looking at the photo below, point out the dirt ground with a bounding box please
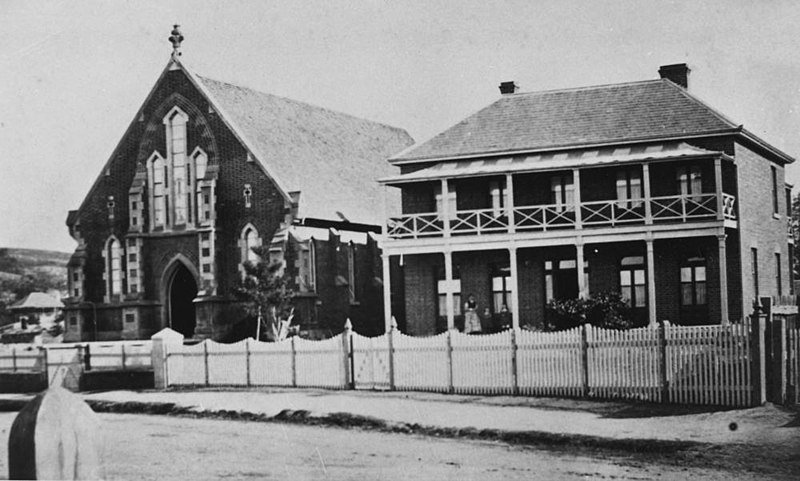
[0,412,794,480]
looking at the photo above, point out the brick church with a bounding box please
[63,27,413,342]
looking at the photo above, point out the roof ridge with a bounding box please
[504,78,663,97]
[195,74,410,135]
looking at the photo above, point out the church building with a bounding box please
[63,27,413,341]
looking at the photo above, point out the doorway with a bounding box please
[168,263,197,337]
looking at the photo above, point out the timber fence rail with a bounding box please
[159,318,763,407]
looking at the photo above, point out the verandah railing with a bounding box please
[387,193,736,238]
[159,320,757,407]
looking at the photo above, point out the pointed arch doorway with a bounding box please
[166,262,198,337]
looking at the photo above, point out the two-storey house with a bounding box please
[380,64,794,335]
[63,28,413,341]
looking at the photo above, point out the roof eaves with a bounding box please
[181,64,294,206]
[737,128,796,164]
[388,129,742,165]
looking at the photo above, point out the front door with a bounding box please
[168,264,197,337]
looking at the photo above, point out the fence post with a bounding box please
[343,319,354,389]
[388,316,397,391]
[510,328,519,395]
[581,324,590,398]
[659,321,669,403]
[773,316,787,405]
[751,310,767,406]
[447,329,454,394]
[291,336,297,387]
[245,338,251,387]
[11,346,16,373]
[42,347,49,386]
[203,341,209,387]
[121,343,127,371]
[82,344,90,372]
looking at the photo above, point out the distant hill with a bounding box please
[0,247,70,306]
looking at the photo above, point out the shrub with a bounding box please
[545,292,635,331]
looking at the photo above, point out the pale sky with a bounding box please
[2,0,800,253]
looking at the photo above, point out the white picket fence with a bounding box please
[159,320,756,407]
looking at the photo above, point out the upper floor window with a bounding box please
[772,166,779,215]
[677,165,702,197]
[105,237,122,297]
[620,256,645,308]
[680,257,706,306]
[550,174,574,212]
[489,180,506,217]
[149,153,167,228]
[616,169,642,209]
[434,183,457,216]
[166,108,189,225]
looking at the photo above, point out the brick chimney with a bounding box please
[499,81,519,95]
[658,63,690,89]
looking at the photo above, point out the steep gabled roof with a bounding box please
[391,79,791,164]
[194,75,413,225]
[73,57,413,228]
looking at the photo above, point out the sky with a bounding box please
[1,0,800,253]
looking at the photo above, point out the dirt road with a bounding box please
[0,412,790,480]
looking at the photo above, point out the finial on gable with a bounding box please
[169,25,184,57]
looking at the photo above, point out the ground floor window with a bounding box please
[435,266,461,317]
[545,259,583,301]
[620,256,645,307]
[491,265,513,313]
[776,252,782,297]
[680,257,707,306]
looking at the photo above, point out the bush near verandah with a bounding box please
[544,292,638,331]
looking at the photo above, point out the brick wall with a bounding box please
[734,141,790,315]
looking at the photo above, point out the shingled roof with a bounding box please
[391,79,745,163]
[195,75,414,225]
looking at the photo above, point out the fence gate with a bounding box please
[350,333,390,390]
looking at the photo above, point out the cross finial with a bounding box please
[169,25,184,57]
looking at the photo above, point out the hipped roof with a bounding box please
[9,293,63,311]
[391,79,793,164]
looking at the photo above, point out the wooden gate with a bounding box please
[350,332,390,390]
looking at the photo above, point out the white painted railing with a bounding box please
[581,199,646,226]
[651,193,717,222]
[85,341,152,371]
[387,213,443,238]
[0,345,45,373]
[451,208,509,235]
[514,203,576,231]
[387,193,736,238]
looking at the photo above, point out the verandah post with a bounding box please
[659,321,669,403]
[581,324,590,397]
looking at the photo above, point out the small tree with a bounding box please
[233,246,295,342]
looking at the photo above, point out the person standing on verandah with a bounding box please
[463,294,482,334]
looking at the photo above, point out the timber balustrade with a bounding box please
[387,193,737,238]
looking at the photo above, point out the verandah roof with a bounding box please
[379,142,725,185]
